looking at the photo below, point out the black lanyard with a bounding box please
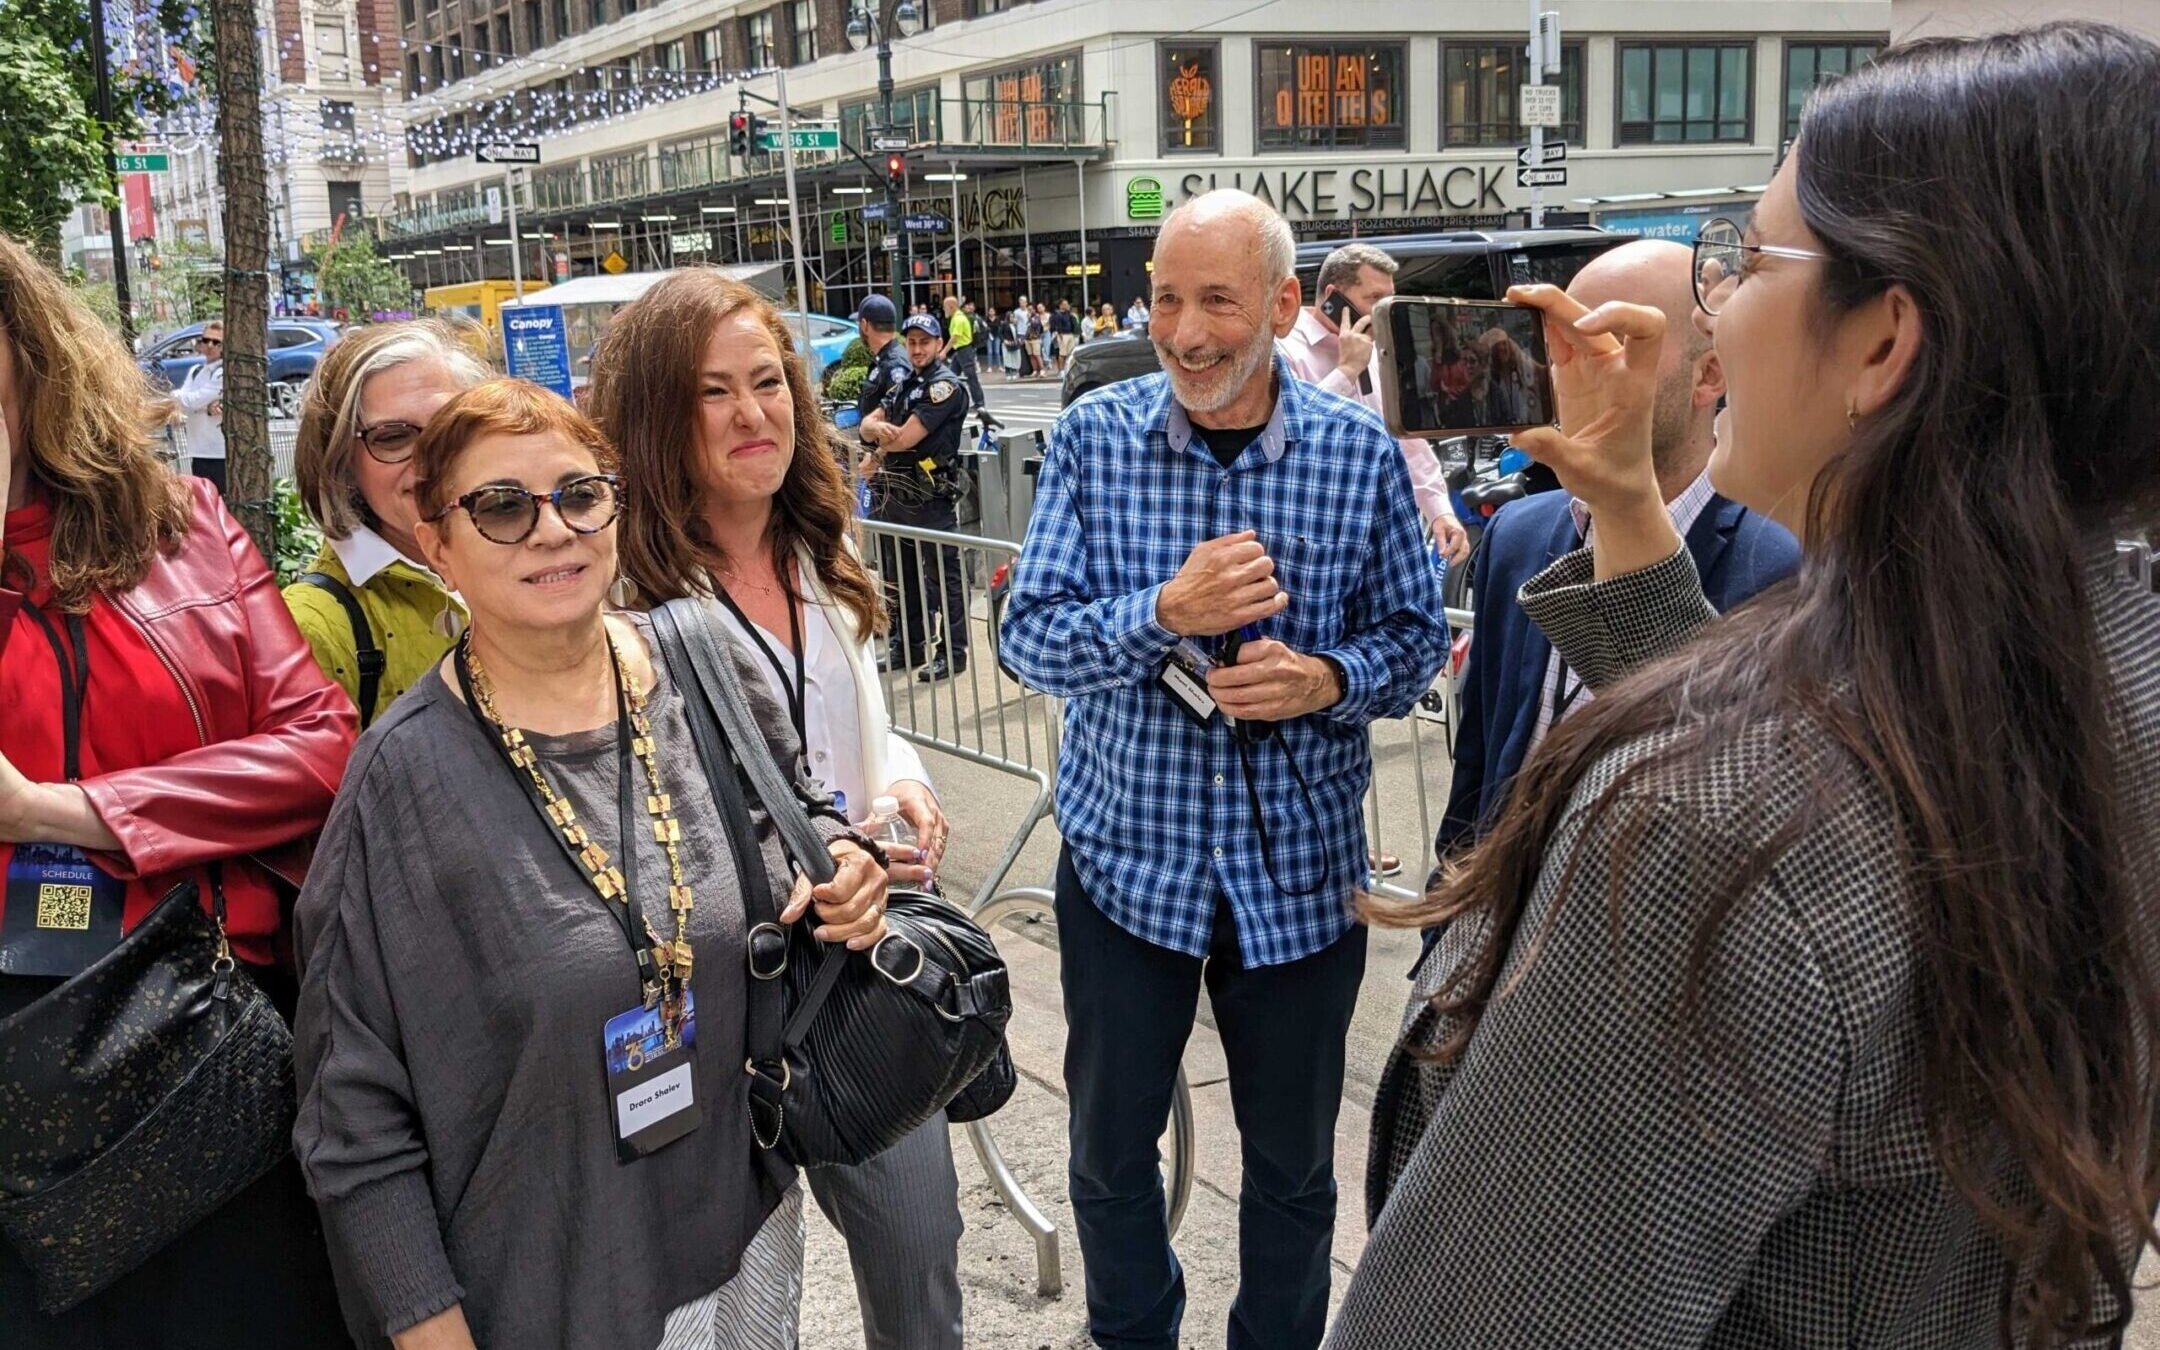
[710,574,808,762]
[453,637,658,992]
[24,606,90,782]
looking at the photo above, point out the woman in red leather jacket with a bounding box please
[0,237,357,1345]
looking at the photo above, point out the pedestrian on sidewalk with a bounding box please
[592,270,969,1350]
[1336,22,2160,1349]
[943,295,988,410]
[293,379,891,1350]
[172,320,226,493]
[1000,189,1448,1350]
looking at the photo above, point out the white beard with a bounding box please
[1157,324,1276,415]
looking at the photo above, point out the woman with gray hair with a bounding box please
[284,320,490,727]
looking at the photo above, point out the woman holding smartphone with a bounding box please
[588,270,967,1350]
[1337,22,2160,1349]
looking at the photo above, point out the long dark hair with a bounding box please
[1373,23,2160,1346]
[589,269,885,640]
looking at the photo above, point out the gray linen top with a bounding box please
[1334,538,2159,1348]
[293,618,852,1350]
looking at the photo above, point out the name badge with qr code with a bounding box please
[2,843,127,977]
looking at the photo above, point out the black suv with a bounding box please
[1059,227,1625,406]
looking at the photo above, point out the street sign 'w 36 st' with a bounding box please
[760,129,840,151]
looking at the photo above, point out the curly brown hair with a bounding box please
[0,234,188,611]
[587,268,884,641]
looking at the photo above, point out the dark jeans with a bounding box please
[874,492,969,666]
[190,457,226,495]
[951,349,988,410]
[1056,848,1368,1350]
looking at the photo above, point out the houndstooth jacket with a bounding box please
[1331,538,2159,1349]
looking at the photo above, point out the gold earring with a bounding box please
[1846,400,1859,432]
[606,574,639,609]
[432,604,465,640]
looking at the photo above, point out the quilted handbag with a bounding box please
[652,599,1013,1168]
[0,875,295,1313]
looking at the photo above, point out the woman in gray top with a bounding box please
[293,380,892,1350]
[1339,24,2159,1350]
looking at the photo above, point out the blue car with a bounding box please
[139,318,342,419]
[776,312,858,384]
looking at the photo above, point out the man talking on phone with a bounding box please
[1000,190,1447,1350]
[1281,244,1470,565]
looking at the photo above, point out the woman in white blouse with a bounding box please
[589,269,963,1350]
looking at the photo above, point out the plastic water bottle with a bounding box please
[868,794,917,853]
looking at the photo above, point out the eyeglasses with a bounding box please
[430,474,623,545]
[1691,217,1833,317]
[356,419,426,465]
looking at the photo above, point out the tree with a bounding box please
[0,31,107,247]
[0,0,209,251]
[210,0,272,557]
[314,233,418,320]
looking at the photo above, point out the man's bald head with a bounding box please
[1156,189,1296,288]
[1566,239,1708,365]
[1564,238,1721,492]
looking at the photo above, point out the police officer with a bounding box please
[853,295,911,422]
[861,312,972,682]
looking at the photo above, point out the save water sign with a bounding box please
[505,305,573,401]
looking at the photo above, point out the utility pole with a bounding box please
[210,0,275,558]
[505,170,524,297]
[877,28,903,313]
[86,0,135,346]
[776,68,811,354]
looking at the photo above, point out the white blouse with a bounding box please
[702,551,929,826]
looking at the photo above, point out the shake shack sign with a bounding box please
[1160,164,1509,221]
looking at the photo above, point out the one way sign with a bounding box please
[1516,140,1567,167]
[475,142,542,165]
[1516,166,1568,188]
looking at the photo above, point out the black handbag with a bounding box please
[0,873,295,1313]
[651,599,1013,1169]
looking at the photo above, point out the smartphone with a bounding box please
[1371,296,1557,440]
[1319,288,1362,330]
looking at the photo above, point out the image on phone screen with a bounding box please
[1379,300,1555,438]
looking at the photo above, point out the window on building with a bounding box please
[591,148,649,200]
[1255,42,1405,151]
[788,0,816,65]
[1619,41,1752,144]
[962,50,1082,146]
[327,180,364,224]
[1783,40,1878,141]
[405,52,422,90]
[400,0,415,27]
[743,11,776,69]
[1442,40,1583,146]
[698,28,723,72]
[552,0,570,39]
[494,15,512,62]
[464,27,484,72]
[520,0,540,51]
[1158,42,1219,154]
[320,99,356,131]
[842,85,939,147]
[965,0,1021,14]
[589,0,606,30]
[317,21,350,80]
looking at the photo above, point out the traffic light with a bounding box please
[885,152,906,192]
[729,112,752,158]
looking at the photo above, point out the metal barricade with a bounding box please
[866,515,1475,1295]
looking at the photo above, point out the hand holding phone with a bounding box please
[1333,314,1376,385]
[1155,530,1289,638]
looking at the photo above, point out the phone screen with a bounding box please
[1376,299,1555,438]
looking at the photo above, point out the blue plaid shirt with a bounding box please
[1001,360,1449,966]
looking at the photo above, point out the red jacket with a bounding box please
[0,478,357,959]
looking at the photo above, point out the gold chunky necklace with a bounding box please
[465,633,697,1041]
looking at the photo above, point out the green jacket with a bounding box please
[282,532,462,727]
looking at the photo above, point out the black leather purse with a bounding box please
[652,599,1013,1169]
[0,874,295,1313]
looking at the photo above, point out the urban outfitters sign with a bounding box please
[1165,164,1508,221]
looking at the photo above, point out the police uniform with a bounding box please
[855,335,912,422]
[871,342,973,674]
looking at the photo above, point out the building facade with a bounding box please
[147,0,411,312]
[375,0,1890,313]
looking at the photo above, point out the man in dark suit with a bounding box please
[1434,240,1801,872]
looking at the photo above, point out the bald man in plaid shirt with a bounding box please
[1000,191,1447,1350]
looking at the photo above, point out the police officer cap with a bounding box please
[855,295,899,327]
[902,313,944,341]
